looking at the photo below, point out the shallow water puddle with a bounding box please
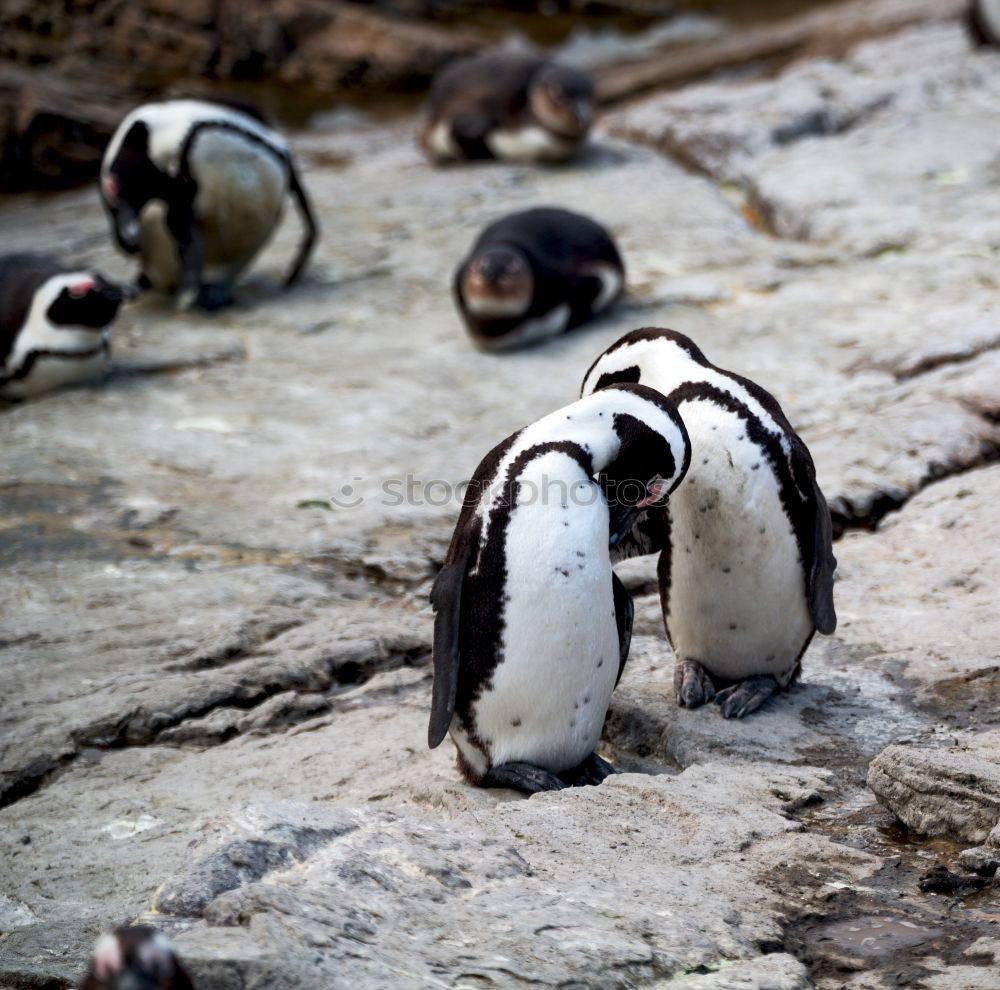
[813,915,943,957]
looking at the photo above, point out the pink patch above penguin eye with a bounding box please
[69,280,95,298]
[102,173,119,203]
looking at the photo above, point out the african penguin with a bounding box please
[420,52,594,165]
[454,207,624,351]
[0,253,132,400]
[968,0,1000,45]
[78,925,194,990]
[581,328,837,719]
[429,383,690,793]
[100,99,318,311]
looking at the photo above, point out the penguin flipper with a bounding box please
[284,157,319,288]
[611,571,633,688]
[428,549,470,748]
[807,479,838,635]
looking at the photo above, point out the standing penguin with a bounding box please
[79,926,194,990]
[420,52,594,165]
[968,0,1000,45]
[100,99,318,311]
[0,254,132,400]
[454,207,624,351]
[581,328,837,718]
[429,383,690,792]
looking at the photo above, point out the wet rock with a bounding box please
[917,864,992,896]
[0,64,127,190]
[868,739,1000,843]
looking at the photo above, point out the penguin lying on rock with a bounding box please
[0,253,132,400]
[429,383,690,793]
[421,52,594,165]
[79,925,194,990]
[454,207,624,351]
[582,328,837,719]
[100,99,318,311]
[969,0,1000,45]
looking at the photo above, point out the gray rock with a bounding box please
[666,954,813,990]
[868,738,1000,842]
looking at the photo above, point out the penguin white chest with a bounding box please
[486,126,576,163]
[665,403,811,683]
[470,457,620,774]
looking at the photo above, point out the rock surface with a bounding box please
[3,11,1000,990]
[869,739,1000,843]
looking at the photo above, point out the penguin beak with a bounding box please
[635,475,671,510]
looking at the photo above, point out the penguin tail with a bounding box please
[284,157,319,288]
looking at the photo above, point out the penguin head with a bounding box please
[584,384,691,539]
[80,926,193,990]
[101,121,166,255]
[458,246,534,318]
[45,272,135,328]
[530,63,594,139]
[581,328,710,398]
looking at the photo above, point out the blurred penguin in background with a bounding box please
[421,52,594,165]
[100,99,318,312]
[79,926,194,990]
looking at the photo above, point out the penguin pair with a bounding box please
[79,926,193,990]
[429,328,837,792]
[0,254,132,400]
[429,384,691,793]
[421,52,594,166]
[454,207,624,351]
[100,98,318,311]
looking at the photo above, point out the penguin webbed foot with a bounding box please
[674,659,716,709]
[715,675,779,719]
[561,752,620,788]
[195,283,235,312]
[481,762,566,794]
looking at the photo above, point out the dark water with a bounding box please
[195,0,845,129]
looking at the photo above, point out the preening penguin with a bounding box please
[454,207,624,351]
[78,926,194,990]
[0,253,132,400]
[582,328,837,719]
[100,99,318,311]
[968,0,1000,45]
[421,52,594,165]
[429,384,690,793]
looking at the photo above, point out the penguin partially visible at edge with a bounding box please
[0,253,132,400]
[100,99,318,312]
[968,0,1000,45]
[581,328,837,719]
[429,383,690,793]
[454,207,624,352]
[78,925,194,990]
[421,52,594,165]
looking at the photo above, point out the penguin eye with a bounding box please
[102,174,119,204]
[69,280,95,299]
